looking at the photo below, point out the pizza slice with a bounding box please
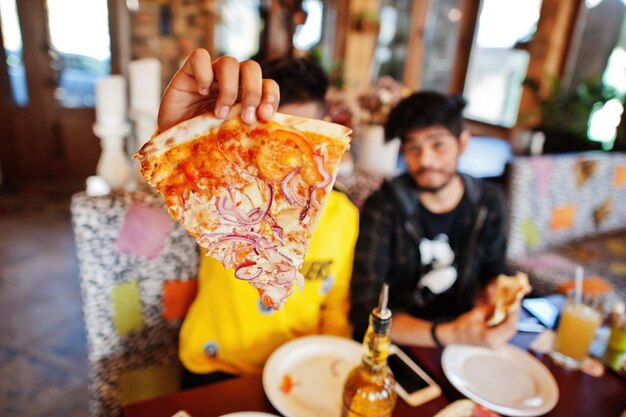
[134,105,352,310]
[486,272,532,326]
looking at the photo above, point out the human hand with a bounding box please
[446,304,518,349]
[157,48,280,132]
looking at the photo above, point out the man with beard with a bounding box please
[350,92,517,348]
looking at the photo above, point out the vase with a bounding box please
[354,124,400,176]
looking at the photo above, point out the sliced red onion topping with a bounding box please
[313,154,332,189]
[204,233,257,250]
[234,262,263,280]
[281,168,301,206]
[272,225,284,242]
[275,264,296,284]
[216,182,273,226]
[299,186,313,221]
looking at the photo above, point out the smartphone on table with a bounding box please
[388,345,442,407]
[521,297,561,329]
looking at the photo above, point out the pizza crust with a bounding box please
[135,105,351,164]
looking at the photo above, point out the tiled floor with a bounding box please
[0,193,89,416]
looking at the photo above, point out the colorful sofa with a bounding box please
[71,190,199,417]
[506,151,626,301]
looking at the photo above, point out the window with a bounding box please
[372,0,412,82]
[421,0,462,92]
[216,0,261,61]
[462,0,542,127]
[293,0,323,51]
[45,0,112,108]
[565,0,626,88]
[0,0,28,106]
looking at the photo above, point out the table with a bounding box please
[408,332,626,417]
[123,332,626,417]
[123,373,449,417]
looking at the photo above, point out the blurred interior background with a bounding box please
[0,0,626,193]
[1,1,626,417]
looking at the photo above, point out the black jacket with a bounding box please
[349,173,510,341]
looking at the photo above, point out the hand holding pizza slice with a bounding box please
[134,106,351,310]
[486,272,532,327]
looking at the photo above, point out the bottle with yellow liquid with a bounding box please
[342,284,397,417]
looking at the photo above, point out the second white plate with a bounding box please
[262,335,362,417]
[442,344,559,417]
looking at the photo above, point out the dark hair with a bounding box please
[384,91,467,142]
[260,56,328,106]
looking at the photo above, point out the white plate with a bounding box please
[219,413,280,417]
[442,344,559,417]
[262,335,362,417]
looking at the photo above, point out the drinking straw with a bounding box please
[574,265,583,304]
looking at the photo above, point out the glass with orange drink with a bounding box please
[550,296,603,370]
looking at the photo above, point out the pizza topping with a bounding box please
[313,154,332,189]
[299,186,313,221]
[135,107,351,310]
[234,261,263,281]
[182,160,199,182]
[276,207,301,229]
[274,263,296,285]
[281,168,303,206]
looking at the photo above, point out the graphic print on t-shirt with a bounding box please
[418,234,457,301]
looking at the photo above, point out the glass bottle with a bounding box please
[342,284,397,417]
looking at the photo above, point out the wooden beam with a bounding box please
[266,0,294,59]
[14,0,56,178]
[448,0,479,93]
[516,0,581,127]
[333,0,349,64]
[108,0,130,78]
[343,0,381,92]
[402,0,430,91]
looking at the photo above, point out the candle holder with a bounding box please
[128,109,158,189]
[93,122,132,191]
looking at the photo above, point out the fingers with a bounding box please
[180,48,214,94]
[486,309,519,348]
[240,60,262,123]
[212,56,240,119]
[162,51,279,128]
[239,60,280,123]
[259,79,280,121]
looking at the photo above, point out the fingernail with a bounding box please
[217,106,230,119]
[199,87,209,96]
[260,103,273,120]
[244,106,257,124]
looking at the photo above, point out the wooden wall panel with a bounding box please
[516,0,581,127]
[403,0,430,91]
[448,0,479,93]
[343,0,381,92]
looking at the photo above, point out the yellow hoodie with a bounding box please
[179,190,359,375]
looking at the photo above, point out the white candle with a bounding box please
[95,75,127,128]
[128,58,161,115]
